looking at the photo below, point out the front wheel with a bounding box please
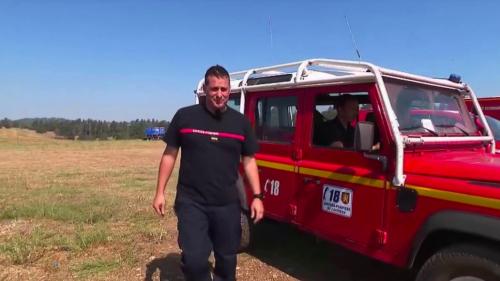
[416,244,500,281]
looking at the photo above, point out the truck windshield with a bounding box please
[384,78,478,136]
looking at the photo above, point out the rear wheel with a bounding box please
[416,244,500,281]
[238,211,251,253]
[236,173,252,253]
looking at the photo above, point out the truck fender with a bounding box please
[408,211,500,267]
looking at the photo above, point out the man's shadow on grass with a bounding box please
[145,253,184,281]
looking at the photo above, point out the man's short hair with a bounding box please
[337,94,358,109]
[204,65,230,86]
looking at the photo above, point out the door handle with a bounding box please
[303,177,320,185]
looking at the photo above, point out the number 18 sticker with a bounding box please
[322,185,353,218]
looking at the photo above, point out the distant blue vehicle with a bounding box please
[144,127,165,140]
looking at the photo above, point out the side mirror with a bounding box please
[354,121,374,151]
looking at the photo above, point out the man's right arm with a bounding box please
[152,146,178,217]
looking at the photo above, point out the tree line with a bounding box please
[0,117,169,140]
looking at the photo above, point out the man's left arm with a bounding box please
[242,155,264,223]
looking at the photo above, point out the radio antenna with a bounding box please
[268,16,274,50]
[345,15,361,62]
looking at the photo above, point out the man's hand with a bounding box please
[250,198,264,223]
[331,141,344,148]
[152,193,166,217]
[242,156,264,223]
[152,147,178,218]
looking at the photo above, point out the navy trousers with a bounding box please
[175,196,241,281]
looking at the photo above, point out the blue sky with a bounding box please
[1,0,499,121]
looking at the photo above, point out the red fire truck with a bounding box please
[466,96,500,152]
[196,59,500,281]
[466,96,500,120]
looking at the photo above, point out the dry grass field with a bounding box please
[0,128,410,281]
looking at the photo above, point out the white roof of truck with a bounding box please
[195,58,465,95]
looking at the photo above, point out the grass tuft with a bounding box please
[72,258,120,278]
[0,197,118,224]
[0,227,49,264]
[74,224,110,251]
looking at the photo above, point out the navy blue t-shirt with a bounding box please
[164,104,258,205]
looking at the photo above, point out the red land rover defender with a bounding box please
[196,59,500,281]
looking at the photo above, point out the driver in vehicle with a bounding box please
[327,94,359,149]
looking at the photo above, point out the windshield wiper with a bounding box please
[401,126,439,136]
[435,124,470,136]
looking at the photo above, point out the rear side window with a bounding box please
[255,96,297,143]
[227,93,241,112]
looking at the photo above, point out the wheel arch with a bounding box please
[409,211,500,268]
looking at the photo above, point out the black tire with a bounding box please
[238,210,251,253]
[416,244,500,281]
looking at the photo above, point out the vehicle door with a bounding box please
[295,84,389,247]
[246,89,303,221]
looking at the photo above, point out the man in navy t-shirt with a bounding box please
[152,65,264,281]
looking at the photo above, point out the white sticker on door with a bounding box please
[322,185,353,218]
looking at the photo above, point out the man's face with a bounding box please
[339,99,359,123]
[204,75,230,111]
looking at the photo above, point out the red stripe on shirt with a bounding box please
[180,128,245,141]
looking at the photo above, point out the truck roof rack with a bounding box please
[195,58,465,95]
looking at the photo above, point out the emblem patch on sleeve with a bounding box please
[322,185,353,218]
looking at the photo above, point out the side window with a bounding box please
[227,93,241,112]
[312,92,377,150]
[255,96,297,143]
